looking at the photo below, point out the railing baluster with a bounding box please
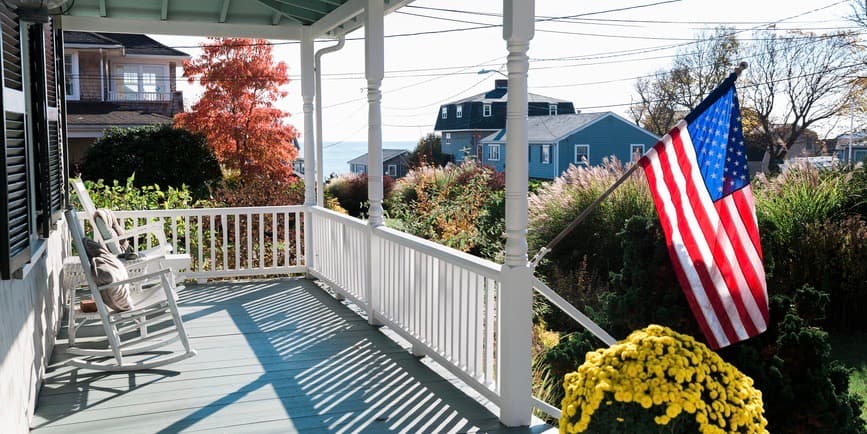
[246,213,253,270]
[295,211,302,266]
[283,212,290,269]
[132,218,140,251]
[197,215,203,273]
[171,215,178,252]
[486,279,497,386]
[234,213,240,270]
[210,215,216,271]
[272,212,278,269]
[222,215,228,271]
[184,215,190,256]
[258,213,264,270]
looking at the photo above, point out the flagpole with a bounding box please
[529,62,748,268]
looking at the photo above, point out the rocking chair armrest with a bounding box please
[103,223,172,253]
[97,268,173,290]
[104,222,165,242]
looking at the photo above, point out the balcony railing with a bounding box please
[81,204,609,421]
[107,90,173,102]
[77,206,306,280]
[309,206,501,404]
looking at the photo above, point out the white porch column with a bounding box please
[499,0,534,427]
[301,27,316,269]
[364,0,385,327]
[365,0,384,227]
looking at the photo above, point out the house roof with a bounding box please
[63,32,189,57]
[347,149,409,165]
[481,113,610,143]
[66,102,173,127]
[451,88,568,105]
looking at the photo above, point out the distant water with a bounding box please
[319,141,416,178]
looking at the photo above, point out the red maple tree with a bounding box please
[175,38,299,181]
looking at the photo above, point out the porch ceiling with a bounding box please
[58,0,413,39]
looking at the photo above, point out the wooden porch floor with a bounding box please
[32,279,552,433]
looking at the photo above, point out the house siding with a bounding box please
[529,143,559,179]
[0,222,67,433]
[77,50,102,101]
[481,143,506,172]
[442,130,492,162]
[556,115,658,170]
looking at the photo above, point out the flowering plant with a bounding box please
[560,325,768,434]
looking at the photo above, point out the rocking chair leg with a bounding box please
[161,274,192,353]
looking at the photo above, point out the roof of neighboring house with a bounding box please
[348,149,410,165]
[66,102,173,127]
[451,89,569,105]
[63,31,189,57]
[481,113,611,143]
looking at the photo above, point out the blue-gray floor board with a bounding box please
[32,278,551,433]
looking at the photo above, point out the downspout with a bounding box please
[314,35,345,207]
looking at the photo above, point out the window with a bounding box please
[855,150,867,163]
[488,144,501,161]
[387,164,397,177]
[64,52,79,100]
[441,107,447,119]
[456,104,463,118]
[549,104,557,115]
[541,144,551,164]
[483,104,492,117]
[111,64,170,101]
[444,132,451,139]
[630,144,645,162]
[574,145,590,166]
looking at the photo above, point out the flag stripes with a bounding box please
[640,120,768,349]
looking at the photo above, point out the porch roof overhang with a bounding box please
[57,0,413,39]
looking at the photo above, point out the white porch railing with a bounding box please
[93,204,605,421]
[107,90,173,102]
[309,206,502,405]
[106,206,306,279]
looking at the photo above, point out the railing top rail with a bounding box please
[310,206,369,230]
[375,225,502,280]
[112,205,305,217]
[532,276,617,346]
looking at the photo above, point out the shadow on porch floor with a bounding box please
[32,278,553,433]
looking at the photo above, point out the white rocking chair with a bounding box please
[64,208,197,371]
[69,178,191,275]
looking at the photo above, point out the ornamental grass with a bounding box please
[560,325,768,434]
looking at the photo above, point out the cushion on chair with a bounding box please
[93,208,129,254]
[84,239,134,312]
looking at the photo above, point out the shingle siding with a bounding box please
[556,115,658,170]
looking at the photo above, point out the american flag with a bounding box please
[638,74,768,349]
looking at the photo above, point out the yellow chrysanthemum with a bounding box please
[558,325,768,434]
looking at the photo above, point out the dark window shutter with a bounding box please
[44,21,56,108]
[28,22,52,238]
[0,7,30,279]
[1,7,20,91]
[1,111,30,279]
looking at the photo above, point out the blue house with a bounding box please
[348,149,411,178]
[434,79,575,163]
[479,112,659,179]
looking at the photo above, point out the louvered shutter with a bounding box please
[0,6,30,279]
[34,18,64,236]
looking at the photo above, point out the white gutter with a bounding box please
[314,35,345,206]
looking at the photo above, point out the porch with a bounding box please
[35,278,542,433]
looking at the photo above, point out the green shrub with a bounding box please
[75,175,197,211]
[386,161,504,259]
[325,173,394,218]
[80,125,221,196]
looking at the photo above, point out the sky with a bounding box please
[150,0,856,143]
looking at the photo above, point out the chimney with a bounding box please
[495,79,508,89]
